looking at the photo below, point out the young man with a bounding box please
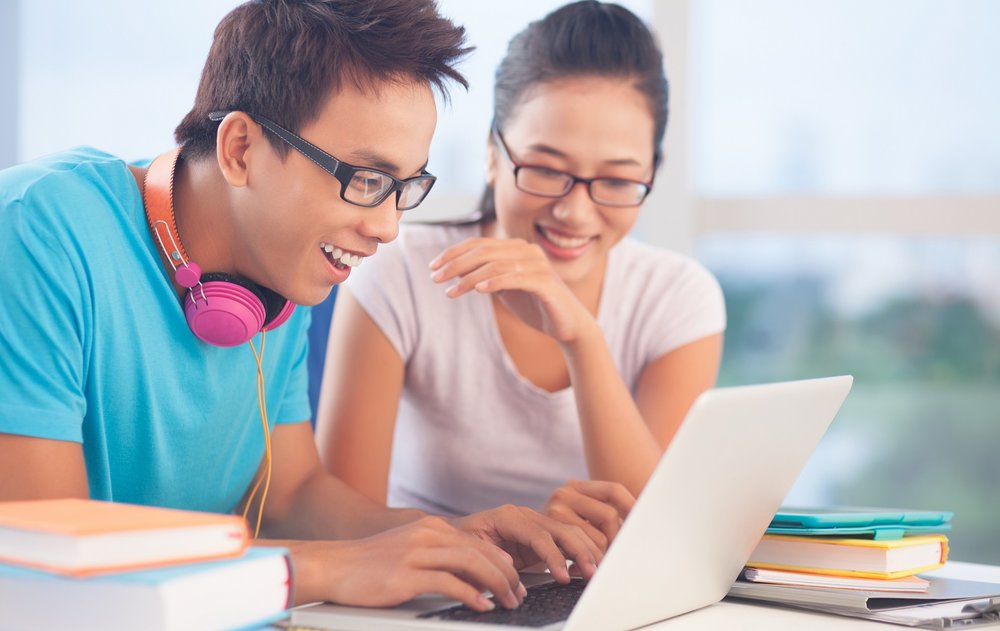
[0,0,622,611]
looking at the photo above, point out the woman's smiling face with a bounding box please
[486,76,657,289]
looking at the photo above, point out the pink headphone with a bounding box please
[142,148,295,347]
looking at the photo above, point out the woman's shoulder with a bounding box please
[607,239,727,346]
[396,221,479,255]
[612,238,717,284]
[353,221,478,283]
[607,238,723,317]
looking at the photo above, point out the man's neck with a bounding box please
[129,152,242,298]
[171,156,238,278]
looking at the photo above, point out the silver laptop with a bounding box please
[291,375,854,631]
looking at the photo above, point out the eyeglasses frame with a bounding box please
[490,125,654,207]
[207,110,437,211]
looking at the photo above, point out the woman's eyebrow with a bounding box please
[524,142,643,167]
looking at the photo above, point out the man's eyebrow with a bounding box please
[346,150,429,178]
[524,143,643,167]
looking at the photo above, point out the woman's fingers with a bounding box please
[452,505,603,583]
[546,481,636,547]
[563,480,635,519]
[431,238,546,285]
[546,502,609,550]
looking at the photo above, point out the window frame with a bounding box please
[645,1,1000,254]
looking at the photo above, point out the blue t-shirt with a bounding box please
[0,147,312,513]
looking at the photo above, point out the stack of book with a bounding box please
[742,506,953,593]
[0,498,293,630]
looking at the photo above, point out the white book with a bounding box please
[0,546,292,631]
[743,567,930,592]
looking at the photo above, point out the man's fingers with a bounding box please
[407,546,520,609]
[417,570,498,612]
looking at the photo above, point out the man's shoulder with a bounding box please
[0,147,143,241]
[0,147,131,206]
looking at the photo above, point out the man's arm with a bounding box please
[257,421,422,540]
[0,433,89,500]
[260,421,604,607]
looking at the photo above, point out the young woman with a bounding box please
[316,1,725,526]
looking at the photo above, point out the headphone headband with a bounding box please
[141,149,294,346]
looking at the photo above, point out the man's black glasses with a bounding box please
[208,111,436,211]
[491,125,652,207]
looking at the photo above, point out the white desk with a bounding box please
[280,562,1000,630]
[641,562,1000,630]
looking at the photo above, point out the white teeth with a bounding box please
[336,252,360,268]
[541,227,591,249]
[321,243,364,268]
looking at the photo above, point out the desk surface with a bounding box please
[642,561,1000,630]
[279,562,1000,630]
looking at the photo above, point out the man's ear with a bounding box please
[214,112,257,187]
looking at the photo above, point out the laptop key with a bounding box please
[418,579,586,627]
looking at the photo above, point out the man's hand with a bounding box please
[290,516,525,611]
[544,480,635,551]
[450,504,604,584]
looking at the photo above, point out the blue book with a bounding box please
[767,506,953,540]
[0,546,292,631]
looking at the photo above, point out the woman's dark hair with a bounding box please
[175,0,471,161]
[477,1,668,220]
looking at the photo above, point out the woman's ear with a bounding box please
[485,133,498,188]
[214,112,256,188]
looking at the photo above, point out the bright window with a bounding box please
[689,0,1000,564]
[692,0,1000,196]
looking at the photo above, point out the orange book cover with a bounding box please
[0,498,249,576]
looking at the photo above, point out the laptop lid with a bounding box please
[291,375,854,631]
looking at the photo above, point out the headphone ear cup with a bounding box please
[263,300,295,331]
[184,273,268,347]
[257,284,296,332]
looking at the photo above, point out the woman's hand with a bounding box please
[543,480,635,551]
[450,504,603,583]
[429,237,594,344]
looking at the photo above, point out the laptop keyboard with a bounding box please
[417,579,586,627]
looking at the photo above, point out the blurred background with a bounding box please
[2,0,997,563]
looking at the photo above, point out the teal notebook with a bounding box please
[0,546,292,631]
[768,506,953,540]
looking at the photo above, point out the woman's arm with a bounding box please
[563,329,723,494]
[314,288,405,504]
[430,236,723,496]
